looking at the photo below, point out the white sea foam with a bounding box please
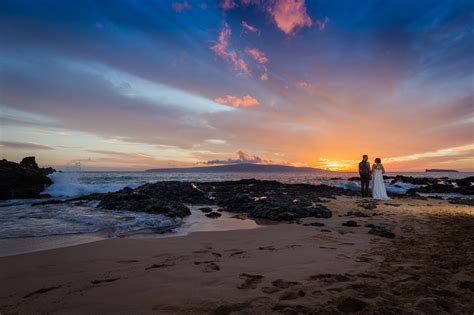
[44,172,133,198]
[338,179,418,194]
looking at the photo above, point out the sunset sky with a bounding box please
[1,0,473,171]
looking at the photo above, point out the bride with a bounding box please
[371,158,390,200]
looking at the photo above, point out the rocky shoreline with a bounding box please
[2,157,473,218]
[50,179,356,221]
[0,157,55,200]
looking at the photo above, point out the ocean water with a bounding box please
[0,170,472,256]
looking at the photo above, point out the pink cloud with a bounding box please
[221,0,237,10]
[211,24,251,75]
[171,1,191,12]
[315,17,329,32]
[245,48,268,64]
[214,95,260,108]
[260,69,268,81]
[241,21,259,34]
[268,0,312,35]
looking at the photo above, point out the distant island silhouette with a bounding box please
[145,163,328,173]
[425,169,459,173]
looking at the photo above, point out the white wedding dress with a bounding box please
[371,163,390,200]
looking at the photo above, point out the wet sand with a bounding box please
[0,196,473,314]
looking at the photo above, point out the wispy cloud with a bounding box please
[385,144,474,163]
[206,139,228,145]
[211,23,251,75]
[315,17,329,32]
[268,0,312,35]
[214,95,259,107]
[241,21,260,35]
[245,48,268,64]
[0,141,54,150]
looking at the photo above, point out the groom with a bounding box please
[359,154,371,197]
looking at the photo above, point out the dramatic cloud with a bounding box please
[245,48,268,64]
[201,150,267,164]
[0,141,54,150]
[171,1,191,12]
[1,1,472,171]
[214,95,259,107]
[211,23,251,75]
[268,0,312,35]
[241,21,259,34]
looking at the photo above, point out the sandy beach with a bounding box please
[1,196,472,314]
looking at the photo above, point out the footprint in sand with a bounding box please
[272,304,311,314]
[91,277,120,285]
[238,273,264,289]
[193,250,211,254]
[193,260,216,265]
[229,250,247,257]
[204,262,220,272]
[356,256,374,263]
[145,263,173,270]
[272,279,301,289]
[117,259,140,264]
[308,274,351,283]
[261,286,281,294]
[284,244,302,249]
[23,286,62,299]
[258,246,275,251]
[279,290,306,300]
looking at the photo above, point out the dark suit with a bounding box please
[359,160,371,196]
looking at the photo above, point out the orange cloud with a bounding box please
[268,0,312,35]
[211,23,251,75]
[214,95,260,108]
[245,48,268,64]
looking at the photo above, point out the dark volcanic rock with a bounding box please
[448,197,474,206]
[357,201,378,210]
[366,224,395,238]
[453,185,474,195]
[97,187,191,218]
[408,183,454,194]
[337,297,367,313]
[390,175,437,186]
[0,157,56,200]
[248,196,332,221]
[303,222,325,227]
[455,176,474,187]
[209,179,351,221]
[72,178,355,222]
[199,207,213,213]
[342,220,359,227]
[205,212,222,219]
[345,211,371,217]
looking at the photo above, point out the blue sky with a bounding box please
[1,0,473,170]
